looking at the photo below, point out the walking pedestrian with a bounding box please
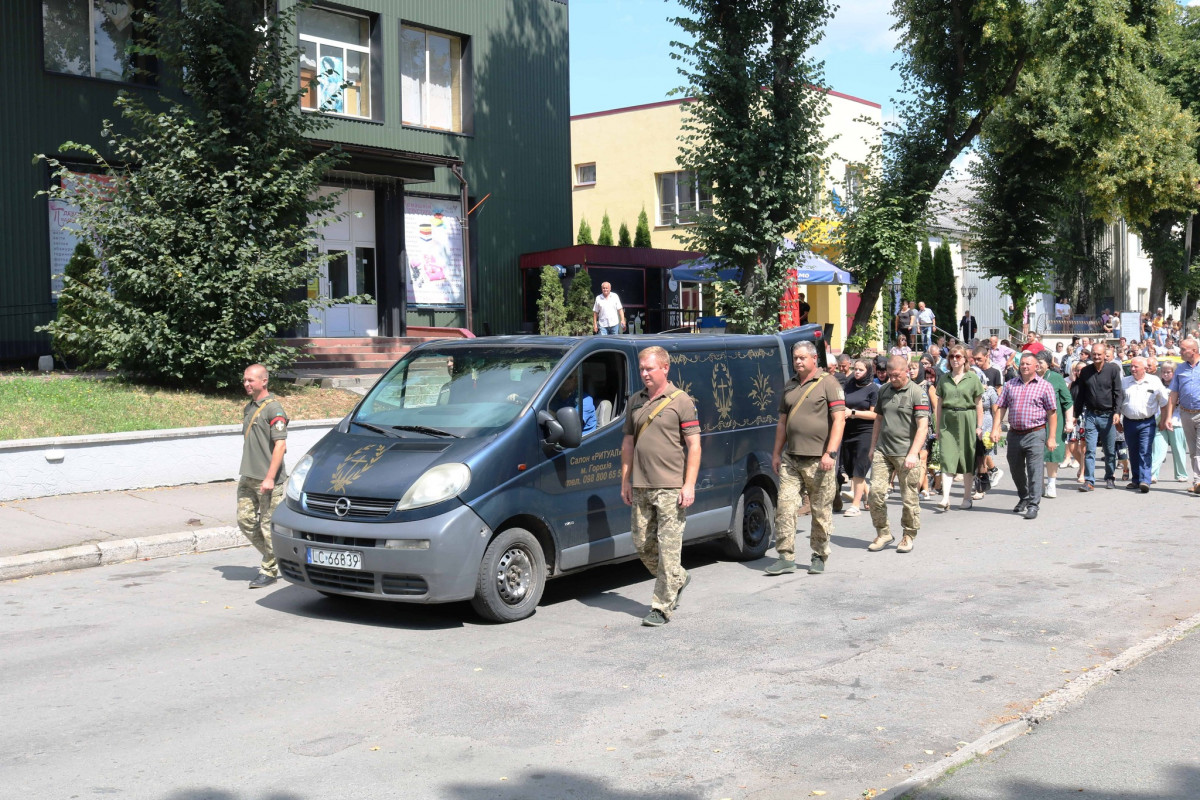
[621,346,701,627]
[1120,356,1168,493]
[237,364,289,589]
[866,355,931,553]
[992,352,1058,520]
[1161,338,1200,495]
[1152,361,1190,484]
[917,302,936,352]
[592,282,625,335]
[934,345,984,510]
[960,311,978,344]
[839,358,878,517]
[1035,351,1072,499]
[766,342,846,575]
[1075,343,1124,491]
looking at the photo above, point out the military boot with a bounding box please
[896,533,915,553]
[867,532,893,552]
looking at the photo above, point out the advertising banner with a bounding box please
[405,197,464,306]
[47,197,80,300]
[318,53,344,113]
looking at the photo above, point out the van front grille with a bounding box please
[306,565,376,592]
[381,574,428,596]
[304,492,396,519]
[300,532,380,548]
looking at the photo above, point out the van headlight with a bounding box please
[286,454,314,502]
[396,463,471,511]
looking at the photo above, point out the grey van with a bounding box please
[270,325,828,622]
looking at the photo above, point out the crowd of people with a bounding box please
[765,330,1200,571]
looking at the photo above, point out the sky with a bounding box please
[568,0,904,119]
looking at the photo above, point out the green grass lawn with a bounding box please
[0,374,361,441]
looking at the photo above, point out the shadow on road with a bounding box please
[443,769,705,800]
[161,792,303,800]
[211,565,259,582]
[253,584,469,630]
[910,764,1200,800]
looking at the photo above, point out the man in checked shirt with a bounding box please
[992,351,1058,520]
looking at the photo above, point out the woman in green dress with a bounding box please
[935,344,985,510]
[1035,350,1073,498]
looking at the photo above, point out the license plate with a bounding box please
[306,547,362,570]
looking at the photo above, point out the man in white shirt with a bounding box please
[592,282,625,335]
[1120,356,1169,493]
[916,301,935,351]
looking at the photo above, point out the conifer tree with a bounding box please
[565,267,595,335]
[576,217,594,245]
[634,207,653,248]
[597,212,614,246]
[933,243,957,325]
[537,265,568,335]
[617,222,632,247]
[915,240,936,314]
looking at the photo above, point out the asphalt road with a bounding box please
[4,480,1200,800]
[907,626,1200,800]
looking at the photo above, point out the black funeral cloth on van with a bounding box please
[778,373,845,458]
[622,382,699,488]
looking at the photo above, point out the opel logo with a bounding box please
[334,497,352,518]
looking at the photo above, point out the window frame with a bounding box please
[656,170,712,227]
[575,163,597,186]
[543,351,627,439]
[400,22,471,134]
[298,6,376,121]
[42,0,152,84]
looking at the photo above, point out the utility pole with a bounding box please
[1185,212,1194,333]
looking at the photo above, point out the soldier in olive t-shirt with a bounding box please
[866,356,931,554]
[238,364,289,588]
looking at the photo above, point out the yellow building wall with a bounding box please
[571,91,881,352]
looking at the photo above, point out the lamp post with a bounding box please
[960,285,977,340]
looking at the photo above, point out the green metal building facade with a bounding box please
[0,0,571,362]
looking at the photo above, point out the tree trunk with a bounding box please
[850,272,888,336]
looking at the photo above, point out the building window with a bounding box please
[844,164,865,207]
[298,6,373,119]
[43,0,146,82]
[576,163,596,186]
[402,25,466,132]
[657,171,712,226]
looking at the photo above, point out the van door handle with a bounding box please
[698,478,712,490]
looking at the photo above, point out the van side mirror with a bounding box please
[555,407,583,449]
[537,410,563,445]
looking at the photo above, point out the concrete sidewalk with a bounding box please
[906,625,1200,799]
[0,481,246,580]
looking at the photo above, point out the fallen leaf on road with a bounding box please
[500,777,508,781]
[903,764,913,770]
[852,616,866,620]
[924,750,934,755]
[876,727,885,731]
[370,746,380,751]
[819,714,828,719]
[200,601,208,604]
[658,674,666,678]
[810,791,826,796]
[606,747,616,751]
[224,605,232,609]
[713,749,721,753]
[474,667,483,672]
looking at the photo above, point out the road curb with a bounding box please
[878,608,1200,800]
[0,526,247,581]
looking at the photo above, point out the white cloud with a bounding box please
[816,0,899,55]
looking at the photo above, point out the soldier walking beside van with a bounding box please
[621,346,701,627]
[238,364,289,589]
[866,355,931,553]
[766,341,846,575]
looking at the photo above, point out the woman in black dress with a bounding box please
[839,358,879,516]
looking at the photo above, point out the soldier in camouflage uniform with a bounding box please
[866,355,931,553]
[238,363,289,588]
[767,341,846,575]
[621,346,702,627]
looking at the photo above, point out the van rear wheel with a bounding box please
[470,527,546,623]
[721,485,774,561]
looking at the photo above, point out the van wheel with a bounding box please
[470,528,546,623]
[722,485,774,561]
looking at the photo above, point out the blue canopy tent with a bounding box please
[668,251,852,285]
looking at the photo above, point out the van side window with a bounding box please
[546,352,627,436]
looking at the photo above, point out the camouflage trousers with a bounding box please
[775,454,835,560]
[631,488,689,618]
[867,451,921,539]
[237,476,285,576]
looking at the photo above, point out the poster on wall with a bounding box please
[47,197,81,300]
[405,196,465,306]
[318,54,344,113]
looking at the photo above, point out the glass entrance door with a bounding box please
[309,244,377,337]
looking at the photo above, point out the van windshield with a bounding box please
[353,346,565,437]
